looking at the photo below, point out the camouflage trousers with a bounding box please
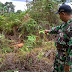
[53,48,72,72]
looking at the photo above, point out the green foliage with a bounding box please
[4,2,15,13]
[0,15,6,31]
[39,30,45,34]
[3,70,14,72]
[0,33,6,44]
[0,0,63,71]
[61,0,66,2]
[3,69,18,72]
[37,50,44,59]
[2,47,13,53]
[19,18,38,37]
[0,0,62,54]
[27,35,37,47]
[16,10,22,14]
[29,0,58,20]
[0,34,13,53]
[20,44,31,53]
[0,2,15,15]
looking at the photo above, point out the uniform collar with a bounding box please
[67,18,72,24]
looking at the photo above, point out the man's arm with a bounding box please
[45,25,62,34]
[49,25,61,34]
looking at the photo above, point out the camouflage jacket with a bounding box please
[49,18,72,50]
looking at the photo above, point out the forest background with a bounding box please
[0,0,69,72]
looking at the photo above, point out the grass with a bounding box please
[0,39,56,72]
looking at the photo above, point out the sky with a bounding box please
[0,0,33,12]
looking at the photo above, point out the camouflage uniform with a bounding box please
[49,18,72,72]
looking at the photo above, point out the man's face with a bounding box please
[59,12,65,21]
[59,12,71,22]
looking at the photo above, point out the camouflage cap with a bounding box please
[56,4,72,14]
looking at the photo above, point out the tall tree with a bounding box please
[26,0,28,9]
[61,0,66,4]
[4,2,15,13]
[0,2,4,14]
[29,0,59,24]
[61,0,66,2]
[25,0,62,32]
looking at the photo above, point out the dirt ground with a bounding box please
[0,48,56,72]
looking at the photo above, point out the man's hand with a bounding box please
[45,30,50,34]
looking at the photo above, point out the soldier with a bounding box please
[45,4,72,72]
